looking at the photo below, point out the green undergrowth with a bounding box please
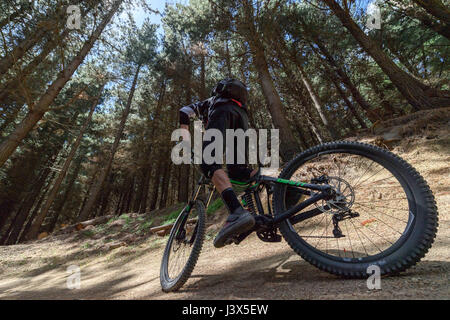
[206,198,223,215]
[161,198,224,225]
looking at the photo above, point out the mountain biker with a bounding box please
[178,78,257,248]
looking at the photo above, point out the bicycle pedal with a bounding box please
[224,238,235,245]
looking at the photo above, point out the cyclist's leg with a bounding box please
[200,106,232,191]
[200,104,255,247]
[201,105,241,209]
[226,105,257,182]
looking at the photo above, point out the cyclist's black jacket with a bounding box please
[179,96,247,126]
[179,96,252,180]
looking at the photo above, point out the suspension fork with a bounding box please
[190,184,215,244]
[206,185,216,207]
[181,176,215,242]
[177,177,206,239]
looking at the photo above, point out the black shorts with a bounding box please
[200,102,253,180]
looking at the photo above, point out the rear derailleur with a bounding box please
[332,210,360,238]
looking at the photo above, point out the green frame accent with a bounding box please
[276,178,306,187]
[229,179,250,185]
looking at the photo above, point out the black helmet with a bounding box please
[212,78,248,105]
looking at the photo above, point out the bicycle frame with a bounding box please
[185,173,334,228]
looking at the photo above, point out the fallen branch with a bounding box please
[150,218,198,234]
[53,215,113,235]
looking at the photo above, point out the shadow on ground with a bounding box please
[1,240,449,299]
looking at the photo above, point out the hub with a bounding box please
[313,176,355,214]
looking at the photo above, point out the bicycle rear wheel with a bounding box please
[160,200,205,292]
[273,141,438,278]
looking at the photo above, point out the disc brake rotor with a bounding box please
[314,176,355,214]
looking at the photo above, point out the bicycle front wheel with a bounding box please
[273,141,438,278]
[160,200,205,292]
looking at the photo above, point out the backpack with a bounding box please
[213,78,248,105]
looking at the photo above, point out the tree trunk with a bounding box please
[78,63,140,222]
[159,160,172,209]
[225,38,232,77]
[0,2,32,29]
[0,26,52,76]
[323,64,368,127]
[301,29,379,122]
[0,104,24,133]
[27,92,101,239]
[413,0,450,24]
[138,164,152,213]
[4,159,56,244]
[150,156,164,210]
[0,205,22,245]
[366,76,396,117]
[276,38,338,139]
[0,29,70,104]
[178,61,192,203]
[384,37,421,78]
[45,156,83,234]
[125,175,135,213]
[321,0,450,109]
[18,169,55,242]
[409,0,450,39]
[200,53,207,100]
[97,172,114,217]
[138,79,167,213]
[240,0,300,160]
[271,48,325,143]
[77,168,96,218]
[0,0,123,168]
[0,0,79,76]
[307,125,320,145]
[296,63,339,140]
[132,164,146,213]
[115,190,125,216]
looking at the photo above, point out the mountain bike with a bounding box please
[160,141,438,292]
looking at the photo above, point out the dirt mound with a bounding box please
[354,107,450,149]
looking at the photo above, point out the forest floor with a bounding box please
[0,109,449,300]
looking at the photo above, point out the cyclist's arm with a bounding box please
[179,98,213,126]
[179,100,208,141]
[180,101,202,124]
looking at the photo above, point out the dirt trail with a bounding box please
[1,122,449,300]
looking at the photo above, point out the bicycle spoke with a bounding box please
[287,149,411,261]
[356,197,408,204]
[344,219,355,258]
[352,165,390,190]
[354,202,408,224]
[354,216,395,245]
[348,217,369,257]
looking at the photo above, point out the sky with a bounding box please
[121,0,188,34]
[132,0,165,26]
[125,0,376,34]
